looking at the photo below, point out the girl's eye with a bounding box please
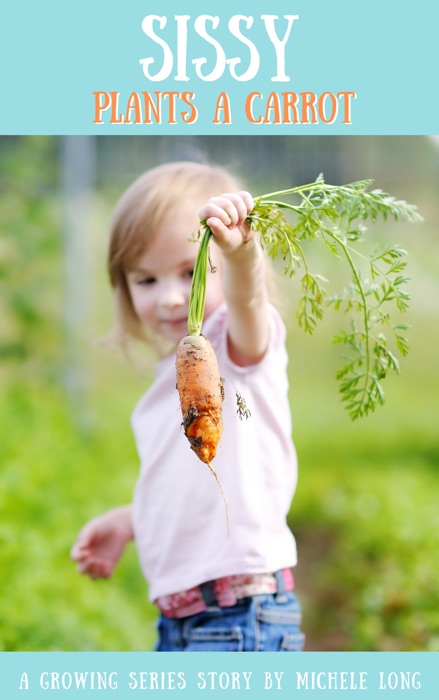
[137,276,156,285]
[183,268,194,280]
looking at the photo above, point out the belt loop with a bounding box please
[274,570,288,603]
[200,580,219,608]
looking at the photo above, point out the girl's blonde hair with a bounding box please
[108,161,242,344]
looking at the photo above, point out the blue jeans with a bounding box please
[155,591,305,652]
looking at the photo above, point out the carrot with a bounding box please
[176,333,224,464]
[176,332,229,536]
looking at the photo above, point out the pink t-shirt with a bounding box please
[131,303,298,602]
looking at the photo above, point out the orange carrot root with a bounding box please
[176,334,224,464]
[176,334,229,536]
[207,461,230,539]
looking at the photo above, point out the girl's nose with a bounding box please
[158,280,186,310]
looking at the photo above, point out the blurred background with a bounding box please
[0,135,438,651]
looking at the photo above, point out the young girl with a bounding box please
[71,161,305,652]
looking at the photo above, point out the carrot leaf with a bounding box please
[248,176,422,420]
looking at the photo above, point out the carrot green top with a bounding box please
[188,175,421,420]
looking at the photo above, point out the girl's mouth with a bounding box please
[160,317,188,328]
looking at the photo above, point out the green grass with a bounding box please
[0,375,157,651]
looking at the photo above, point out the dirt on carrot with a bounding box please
[176,333,229,536]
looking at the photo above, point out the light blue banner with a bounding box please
[0,1,438,134]
[2,652,438,699]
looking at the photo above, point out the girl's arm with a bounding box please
[199,191,269,366]
[71,504,134,580]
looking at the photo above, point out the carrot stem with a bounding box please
[255,181,324,200]
[187,225,212,336]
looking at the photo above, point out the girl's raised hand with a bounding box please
[198,191,255,254]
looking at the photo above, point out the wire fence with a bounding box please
[91,135,436,200]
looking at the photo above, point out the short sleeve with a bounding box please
[202,302,287,376]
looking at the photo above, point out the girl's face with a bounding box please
[126,200,225,345]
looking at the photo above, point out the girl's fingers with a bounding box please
[236,191,254,215]
[76,556,113,579]
[200,200,235,227]
[223,191,254,222]
[71,526,96,553]
[212,195,245,225]
[70,543,89,561]
[204,216,231,240]
[76,559,93,575]
[199,192,254,228]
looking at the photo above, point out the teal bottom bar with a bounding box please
[2,652,438,699]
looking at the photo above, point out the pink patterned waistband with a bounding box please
[155,569,294,619]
